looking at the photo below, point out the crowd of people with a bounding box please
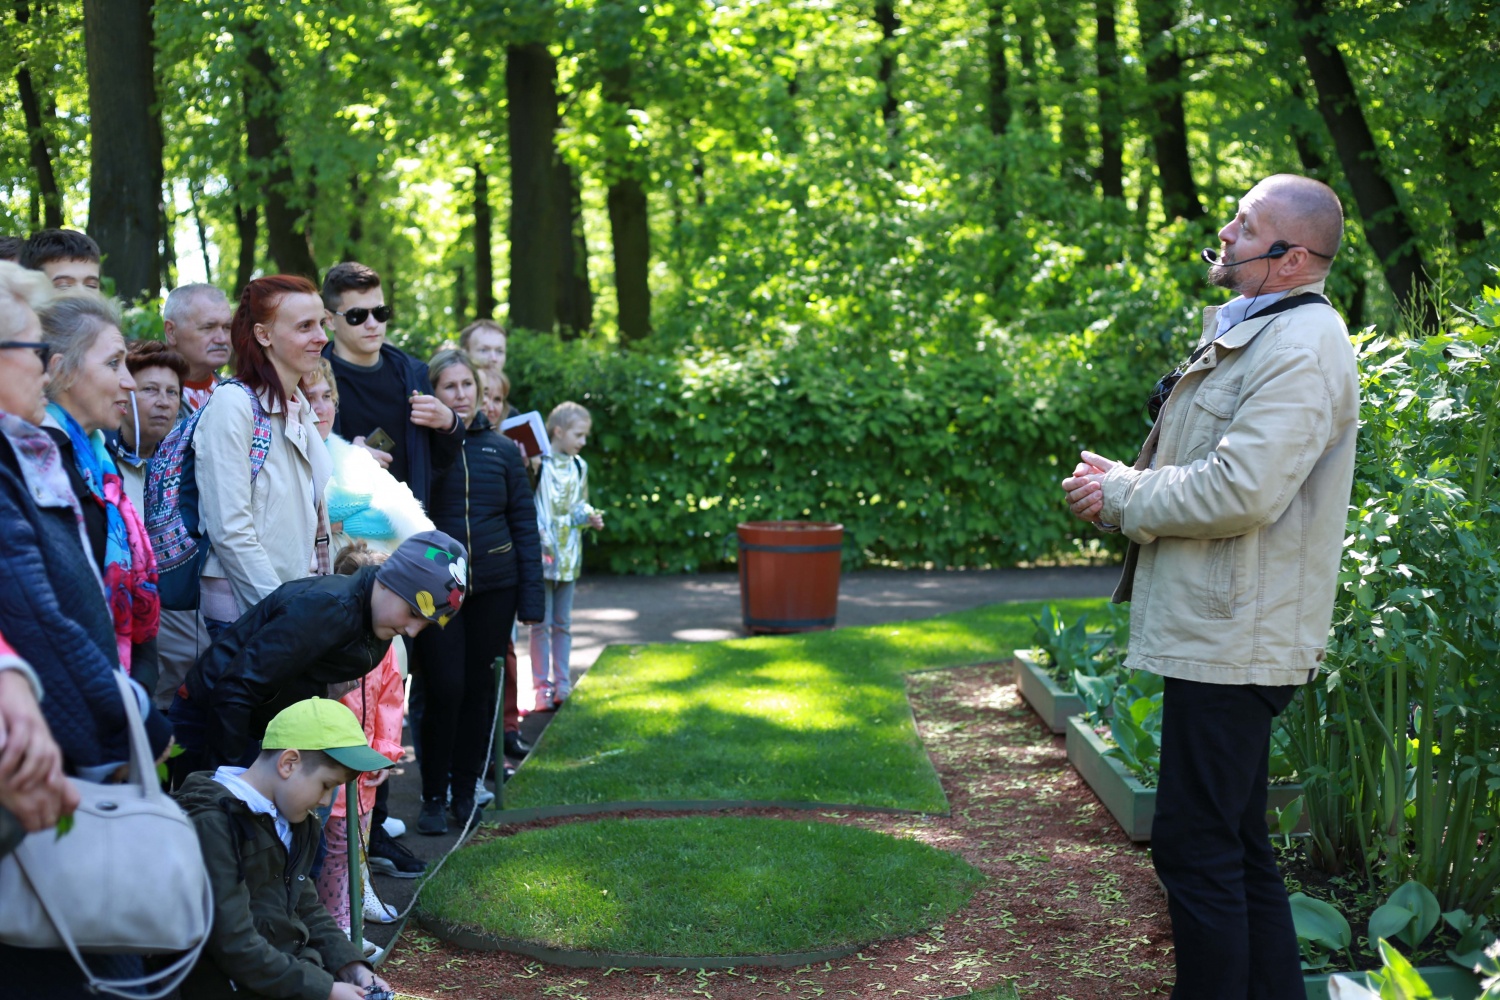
[0,229,605,999]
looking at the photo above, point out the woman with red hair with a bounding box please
[192,275,334,632]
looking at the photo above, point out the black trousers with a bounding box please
[414,586,517,803]
[1153,677,1303,1000]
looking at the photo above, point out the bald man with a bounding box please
[1060,174,1358,999]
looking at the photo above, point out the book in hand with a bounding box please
[501,411,552,458]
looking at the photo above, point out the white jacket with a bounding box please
[193,383,331,617]
[1101,281,1359,687]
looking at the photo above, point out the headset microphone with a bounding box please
[1200,241,1291,267]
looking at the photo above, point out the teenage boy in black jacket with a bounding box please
[168,530,468,785]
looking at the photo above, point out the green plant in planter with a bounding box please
[1442,910,1497,970]
[1029,604,1125,687]
[1369,882,1443,952]
[1293,891,1355,971]
[1074,666,1164,786]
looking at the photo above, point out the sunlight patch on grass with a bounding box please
[505,598,1107,812]
[420,816,985,957]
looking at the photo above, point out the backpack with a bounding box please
[144,380,272,610]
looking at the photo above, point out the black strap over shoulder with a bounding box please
[1145,292,1333,423]
[1245,291,1331,321]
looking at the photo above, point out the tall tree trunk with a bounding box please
[1094,0,1123,201]
[1138,0,1204,221]
[875,0,900,137]
[1015,16,1041,127]
[986,0,1011,224]
[1445,130,1487,251]
[159,189,176,291]
[1043,5,1090,190]
[506,42,560,332]
[474,163,496,318]
[454,264,468,323]
[188,179,213,285]
[554,156,592,337]
[83,0,161,300]
[1291,0,1433,327]
[604,63,651,342]
[342,174,367,262]
[242,21,318,281]
[233,201,258,295]
[14,2,63,229]
[1287,77,1329,181]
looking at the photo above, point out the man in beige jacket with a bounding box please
[1062,174,1359,999]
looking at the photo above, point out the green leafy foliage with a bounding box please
[1293,891,1354,971]
[1282,277,1500,918]
[1443,909,1498,971]
[1028,602,1128,686]
[1369,882,1443,953]
[504,327,1157,573]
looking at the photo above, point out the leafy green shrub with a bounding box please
[502,320,1175,573]
[1283,278,1500,917]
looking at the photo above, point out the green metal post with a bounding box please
[346,781,362,948]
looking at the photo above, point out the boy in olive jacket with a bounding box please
[176,698,395,1000]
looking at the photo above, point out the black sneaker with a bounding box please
[368,824,427,878]
[450,793,477,828]
[504,732,532,759]
[416,799,448,837]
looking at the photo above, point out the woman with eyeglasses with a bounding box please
[0,262,173,998]
[108,340,187,514]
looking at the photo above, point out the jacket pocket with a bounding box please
[488,541,513,554]
[1203,535,1238,619]
[1181,381,1241,460]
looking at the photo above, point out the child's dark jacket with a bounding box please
[175,771,364,999]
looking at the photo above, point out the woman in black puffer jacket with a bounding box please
[416,348,544,834]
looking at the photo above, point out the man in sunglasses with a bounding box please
[1059,174,1359,1000]
[320,261,462,508]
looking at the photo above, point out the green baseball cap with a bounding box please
[262,698,394,774]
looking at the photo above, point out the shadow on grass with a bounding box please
[504,598,1106,814]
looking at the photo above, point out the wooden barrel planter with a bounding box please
[737,521,844,634]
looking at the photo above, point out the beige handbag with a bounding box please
[0,673,213,998]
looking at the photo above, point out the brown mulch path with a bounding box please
[384,662,1176,999]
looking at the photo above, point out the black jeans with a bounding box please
[414,587,517,803]
[1153,677,1302,1000]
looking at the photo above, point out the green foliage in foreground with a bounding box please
[420,816,984,956]
[505,598,1107,813]
[1285,280,1500,919]
[506,325,1163,574]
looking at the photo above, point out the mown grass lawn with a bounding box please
[419,815,986,956]
[504,598,1108,813]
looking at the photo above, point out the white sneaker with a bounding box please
[381,816,406,839]
[360,937,386,963]
[474,780,495,807]
[362,865,399,924]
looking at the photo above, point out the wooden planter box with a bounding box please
[1303,963,1481,999]
[1065,715,1305,842]
[1013,649,1084,735]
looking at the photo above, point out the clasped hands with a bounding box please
[1060,450,1118,524]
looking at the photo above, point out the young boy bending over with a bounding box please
[176,697,396,999]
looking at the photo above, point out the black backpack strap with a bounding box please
[1246,291,1331,321]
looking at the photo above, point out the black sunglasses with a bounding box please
[331,304,393,326]
[0,340,53,367]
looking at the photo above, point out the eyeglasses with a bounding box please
[331,304,393,326]
[0,341,52,367]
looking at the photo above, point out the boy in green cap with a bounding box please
[175,698,396,1000]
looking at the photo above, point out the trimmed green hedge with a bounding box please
[504,323,1178,574]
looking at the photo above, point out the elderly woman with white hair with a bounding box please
[0,262,172,997]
